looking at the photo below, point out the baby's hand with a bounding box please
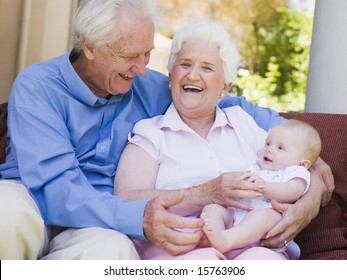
[240,172,265,184]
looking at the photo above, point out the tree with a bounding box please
[234,7,313,112]
[159,0,313,112]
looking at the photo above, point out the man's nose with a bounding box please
[131,56,149,76]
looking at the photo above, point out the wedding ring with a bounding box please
[284,240,289,247]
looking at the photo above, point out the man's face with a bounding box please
[82,16,155,99]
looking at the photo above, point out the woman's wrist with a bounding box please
[298,183,321,221]
[187,182,214,208]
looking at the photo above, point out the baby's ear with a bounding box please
[300,159,312,170]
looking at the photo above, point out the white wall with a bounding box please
[305,0,347,113]
[0,0,78,104]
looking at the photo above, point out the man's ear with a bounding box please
[82,40,95,60]
[300,159,312,170]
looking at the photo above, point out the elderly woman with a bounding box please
[115,19,330,259]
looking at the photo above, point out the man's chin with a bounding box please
[109,86,132,95]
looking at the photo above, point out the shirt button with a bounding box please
[100,145,105,151]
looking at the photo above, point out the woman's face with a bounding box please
[80,13,154,99]
[170,39,231,118]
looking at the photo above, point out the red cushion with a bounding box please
[0,102,7,164]
[0,135,5,164]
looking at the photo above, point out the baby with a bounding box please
[201,119,322,253]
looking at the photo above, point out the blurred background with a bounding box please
[0,0,316,112]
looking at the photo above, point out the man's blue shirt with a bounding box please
[0,50,285,239]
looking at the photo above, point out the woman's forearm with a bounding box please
[118,189,167,201]
[118,185,210,216]
[118,171,263,217]
[295,170,323,222]
[169,184,213,215]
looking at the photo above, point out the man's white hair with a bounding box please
[72,0,158,53]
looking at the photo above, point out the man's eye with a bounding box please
[124,55,138,61]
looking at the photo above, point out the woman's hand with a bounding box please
[260,169,325,248]
[143,191,203,256]
[198,172,264,211]
[240,172,265,184]
[259,200,312,248]
[312,157,335,206]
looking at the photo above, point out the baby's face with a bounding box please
[258,126,305,171]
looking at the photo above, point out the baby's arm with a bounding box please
[261,178,307,203]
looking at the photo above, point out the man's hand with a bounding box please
[143,191,203,256]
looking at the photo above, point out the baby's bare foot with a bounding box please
[202,219,214,235]
[201,216,229,253]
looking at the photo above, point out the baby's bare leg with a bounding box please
[200,204,234,249]
[204,208,281,253]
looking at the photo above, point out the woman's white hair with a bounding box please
[167,18,241,83]
[72,0,158,53]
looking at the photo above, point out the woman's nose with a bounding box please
[187,65,201,81]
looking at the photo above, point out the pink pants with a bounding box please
[133,240,288,260]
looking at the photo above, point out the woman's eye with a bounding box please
[202,66,213,71]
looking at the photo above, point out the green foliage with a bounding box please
[159,0,314,112]
[234,7,313,112]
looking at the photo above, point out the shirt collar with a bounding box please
[160,102,233,132]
